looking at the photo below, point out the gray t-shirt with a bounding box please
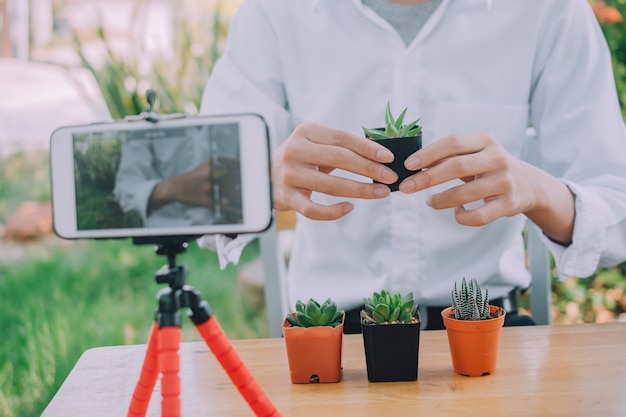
[362,0,443,46]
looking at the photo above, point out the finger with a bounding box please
[296,123,395,163]
[400,147,506,193]
[405,133,494,170]
[453,197,516,226]
[289,168,391,200]
[283,136,398,184]
[289,192,354,221]
[426,175,512,210]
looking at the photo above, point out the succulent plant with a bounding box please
[285,298,344,328]
[362,102,422,140]
[451,277,493,320]
[361,290,419,324]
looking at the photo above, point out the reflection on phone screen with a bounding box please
[71,122,242,231]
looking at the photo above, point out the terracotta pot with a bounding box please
[441,306,506,377]
[282,314,344,383]
[361,312,421,382]
[369,133,422,192]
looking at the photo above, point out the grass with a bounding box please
[0,238,266,417]
[0,151,267,417]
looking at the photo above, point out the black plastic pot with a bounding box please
[371,133,422,192]
[361,316,421,382]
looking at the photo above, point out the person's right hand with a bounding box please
[148,160,214,213]
[271,123,397,220]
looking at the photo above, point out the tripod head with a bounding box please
[132,236,197,289]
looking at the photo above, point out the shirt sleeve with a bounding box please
[199,0,292,150]
[529,0,626,279]
[113,141,160,225]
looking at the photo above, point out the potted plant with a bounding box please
[441,278,506,377]
[283,298,345,383]
[360,290,420,382]
[363,102,422,191]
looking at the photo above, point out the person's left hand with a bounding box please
[398,133,542,227]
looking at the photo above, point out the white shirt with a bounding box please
[200,0,626,308]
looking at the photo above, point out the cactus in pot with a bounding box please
[362,102,423,191]
[442,278,506,377]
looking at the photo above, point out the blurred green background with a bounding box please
[1,1,626,416]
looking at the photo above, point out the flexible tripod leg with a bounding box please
[127,323,183,417]
[127,322,160,417]
[195,316,281,417]
[157,326,182,417]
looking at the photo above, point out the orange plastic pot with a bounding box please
[282,314,344,383]
[441,306,506,377]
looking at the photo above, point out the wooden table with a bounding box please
[42,323,626,416]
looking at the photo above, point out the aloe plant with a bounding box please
[285,298,344,328]
[451,278,493,320]
[363,102,422,140]
[361,290,419,324]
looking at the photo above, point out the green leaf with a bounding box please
[389,306,400,322]
[386,122,400,137]
[375,303,390,319]
[400,119,421,136]
[286,314,301,327]
[394,107,408,130]
[295,300,306,313]
[330,311,344,326]
[372,309,386,323]
[295,311,314,327]
[363,127,389,140]
[385,102,394,125]
[318,302,337,325]
[305,300,322,322]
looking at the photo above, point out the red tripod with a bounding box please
[126,240,281,417]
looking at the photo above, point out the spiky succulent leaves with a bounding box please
[450,278,491,321]
[285,298,343,328]
[385,102,404,137]
[318,298,343,326]
[362,290,417,324]
[362,126,390,140]
[363,102,422,140]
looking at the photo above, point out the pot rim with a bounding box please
[440,305,506,323]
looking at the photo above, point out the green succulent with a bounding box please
[451,277,493,320]
[362,290,419,324]
[285,298,344,328]
[362,102,422,140]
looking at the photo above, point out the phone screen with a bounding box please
[50,114,272,239]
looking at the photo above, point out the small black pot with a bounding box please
[361,315,421,382]
[370,133,422,192]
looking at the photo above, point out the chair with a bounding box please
[524,129,553,325]
[259,210,296,337]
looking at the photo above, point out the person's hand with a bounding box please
[398,133,575,244]
[148,160,214,212]
[272,123,397,220]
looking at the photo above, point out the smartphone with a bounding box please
[50,113,273,240]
